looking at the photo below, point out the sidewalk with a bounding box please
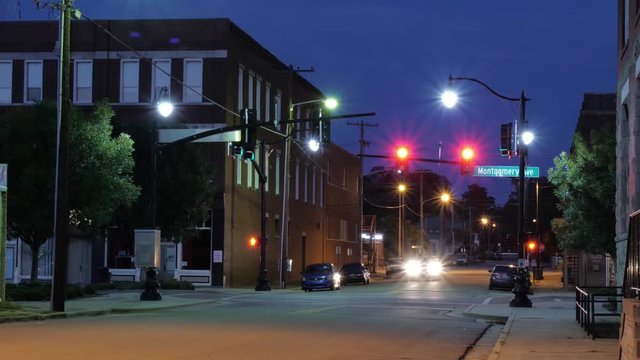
[1,290,220,323]
[465,269,619,360]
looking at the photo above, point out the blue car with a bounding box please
[301,263,341,292]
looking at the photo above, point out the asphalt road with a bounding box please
[0,263,509,360]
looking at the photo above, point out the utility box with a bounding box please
[134,229,161,269]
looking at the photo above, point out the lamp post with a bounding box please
[397,183,406,258]
[280,97,337,289]
[442,75,530,261]
[443,75,532,308]
[151,86,173,228]
[440,193,455,255]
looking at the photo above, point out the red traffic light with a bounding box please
[248,236,260,248]
[395,146,410,174]
[527,241,537,251]
[396,146,409,160]
[460,146,475,175]
[461,147,474,160]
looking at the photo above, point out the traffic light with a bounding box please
[248,236,260,248]
[241,108,257,160]
[460,146,474,175]
[395,146,410,174]
[500,123,513,157]
[527,240,537,253]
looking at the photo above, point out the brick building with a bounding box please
[0,19,361,287]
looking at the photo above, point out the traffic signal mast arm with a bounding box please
[161,112,376,148]
[360,154,461,165]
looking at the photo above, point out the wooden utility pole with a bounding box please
[347,120,377,264]
[50,0,72,312]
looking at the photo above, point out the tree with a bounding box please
[155,143,216,243]
[0,101,139,281]
[548,128,615,255]
[461,184,497,253]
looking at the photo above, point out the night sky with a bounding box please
[5,0,617,204]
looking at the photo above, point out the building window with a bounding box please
[295,160,300,200]
[120,59,139,103]
[0,61,12,104]
[256,76,262,120]
[248,71,254,109]
[312,168,316,206]
[295,107,302,141]
[237,64,244,110]
[347,248,352,256]
[254,142,260,190]
[275,216,281,234]
[73,60,92,104]
[183,59,203,103]
[246,158,253,189]
[236,155,242,186]
[340,219,348,241]
[24,60,42,103]
[304,164,309,203]
[336,246,342,255]
[320,172,324,207]
[275,90,282,131]
[275,151,281,196]
[265,82,271,123]
[152,59,171,102]
[624,0,630,45]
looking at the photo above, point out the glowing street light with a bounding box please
[441,90,458,109]
[522,131,534,145]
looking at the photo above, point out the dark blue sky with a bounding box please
[6,1,617,204]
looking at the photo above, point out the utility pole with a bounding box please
[280,65,314,289]
[347,120,377,265]
[51,0,73,312]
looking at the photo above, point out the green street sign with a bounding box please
[473,165,540,178]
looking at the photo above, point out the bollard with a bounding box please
[140,267,162,301]
[509,267,532,307]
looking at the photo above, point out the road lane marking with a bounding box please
[482,297,494,305]
[290,305,344,314]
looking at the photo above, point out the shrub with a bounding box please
[160,280,195,290]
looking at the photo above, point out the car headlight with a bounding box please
[333,273,341,282]
[404,260,422,277]
[426,260,443,276]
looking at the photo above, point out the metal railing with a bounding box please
[575,286,622,339]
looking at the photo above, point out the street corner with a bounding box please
[456,304,511,324]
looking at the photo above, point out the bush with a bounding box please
[6,282,98,301]
[160,280,195,290]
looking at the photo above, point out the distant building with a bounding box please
[0,19,361,287]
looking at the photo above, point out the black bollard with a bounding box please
[509,267,532,307]
[140,267,162,301]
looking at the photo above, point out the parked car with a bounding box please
[386,257,404,277]
[339,262,370,285]
[488,265,517,290]
[301,263,341,292]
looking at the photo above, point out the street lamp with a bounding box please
[442,75,530,261]
[397,183,407,258]
[440,192,453,256]
[280,97,338,289]
[443,75,532,308]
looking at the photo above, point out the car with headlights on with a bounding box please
[423,257,444,279]
[403,257,443,280]
[301,263,341,292]
[339,262,370,285]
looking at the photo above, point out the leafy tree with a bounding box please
[0,101,139,281]
[548,128,615,255]
[155,143,216,242]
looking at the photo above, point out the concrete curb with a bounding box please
[486,313,515,360]
[0,299,219,324]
